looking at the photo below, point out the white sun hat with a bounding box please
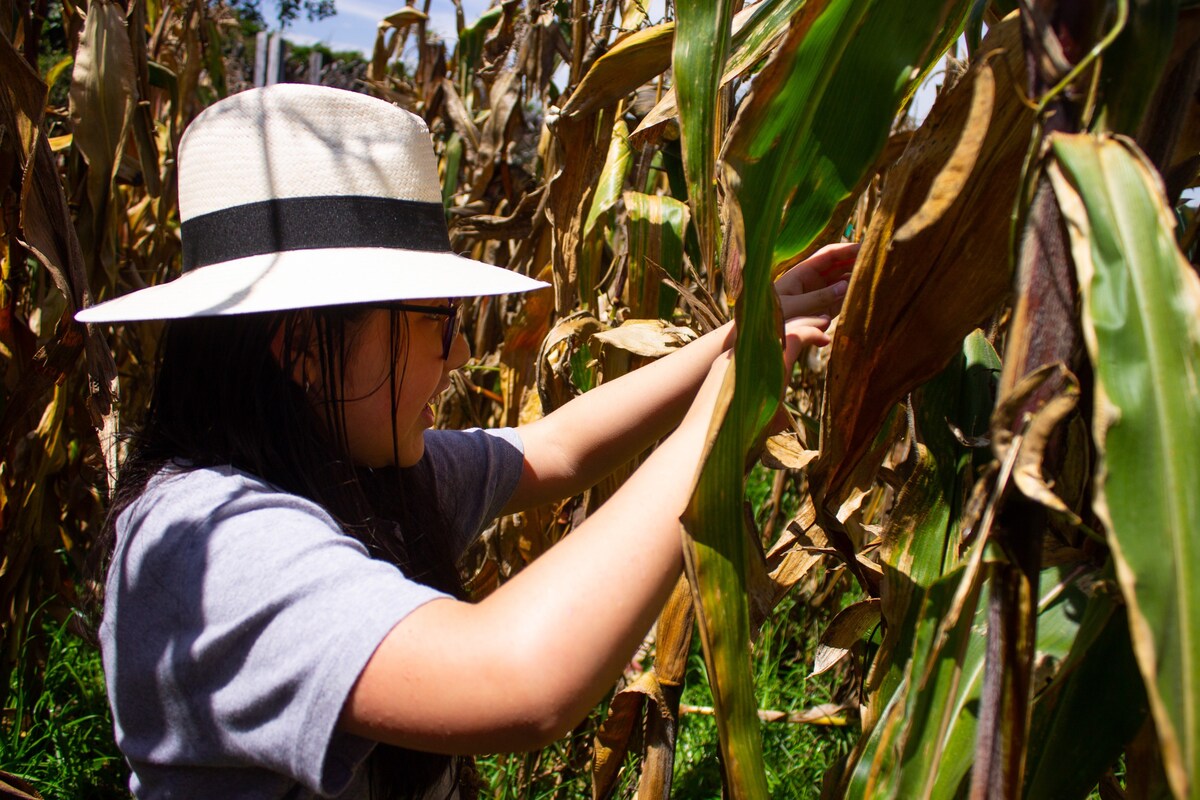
[75,84,547,323]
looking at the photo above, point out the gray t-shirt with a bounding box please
[99,427,524,799]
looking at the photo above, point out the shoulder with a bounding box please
[109,464,353,592]
[125,463,340,538]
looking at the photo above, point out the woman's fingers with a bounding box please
[782,316,832,368]
[774,242,860,296]
[780,278,848,319]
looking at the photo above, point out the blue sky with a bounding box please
[268,0,492,56]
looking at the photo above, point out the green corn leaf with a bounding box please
[847,558,1092,798]
[673,1,768,794]
[674,0,734,279]
[583,120,634,241]
[913,330,1002,571]
[1023,586,1148,800]
[455,4,504,100]
[631,0,808,145]
[845,556,986,800]
[1095,0,1180,136]
[870,333,999,706]
[721,0,969,275]
[922,570,1093,800]
[1049,132,1200,800]
[623,192,689,320]
[680,356,775,800]
[677,2,967,794]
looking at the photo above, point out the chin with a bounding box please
[396,440,426,468]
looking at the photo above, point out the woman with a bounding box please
[78,84,852,798]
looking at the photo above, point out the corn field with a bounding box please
[2,0,1200,796]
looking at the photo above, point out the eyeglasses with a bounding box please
[379,301,461,360]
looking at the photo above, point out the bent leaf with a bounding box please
[813,599,881,676]
[561,24,674,120]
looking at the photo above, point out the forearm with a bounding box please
[507,242,855,511]
[477,417,704,735]
[508,321,734,508]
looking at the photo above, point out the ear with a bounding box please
[269,313,320,393]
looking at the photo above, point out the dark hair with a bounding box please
[102,306,475,800]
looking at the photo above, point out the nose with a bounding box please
[446,330,470,370]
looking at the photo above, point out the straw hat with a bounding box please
[75,84,547,323]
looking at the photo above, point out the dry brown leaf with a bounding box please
[678,701,853,726]
[991,362,1082,520]
[812,15,1032,510]
[69,0,137,283]
[545,106,615,312]
[592,577,693,800]
[592,671,670,800]
[591,319,697,358]
[561,23,674,121]
[893,55,995,241]
[536,311,605,413]
[381,6,428,27]
[761,433,818,471]
[437,77,481,156]
[812,598,882,676]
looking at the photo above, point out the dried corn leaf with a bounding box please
[592,320,696,358]
[560,23,674,120]
[69,0,137,283]
[592,671,672,800]
[812,598,881,676]
[812,16,1031,512]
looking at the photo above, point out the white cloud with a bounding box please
[327,0,386,22]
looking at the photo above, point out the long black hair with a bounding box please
[101,305,477,799]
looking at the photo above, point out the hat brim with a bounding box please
[75,248,550,323]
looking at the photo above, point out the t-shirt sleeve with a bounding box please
[102,467,449,796]
[420,427,525,555]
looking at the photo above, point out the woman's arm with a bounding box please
[503,242,856,512]
[340,318,831,754]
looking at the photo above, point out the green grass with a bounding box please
[670,591,856,798]
[1,615,128,798]
[472,580,859,798]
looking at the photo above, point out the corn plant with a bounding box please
[2,0,1199,797]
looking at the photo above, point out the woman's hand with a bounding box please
[774,242,858,321]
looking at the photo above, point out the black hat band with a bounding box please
[181,195,451,271]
